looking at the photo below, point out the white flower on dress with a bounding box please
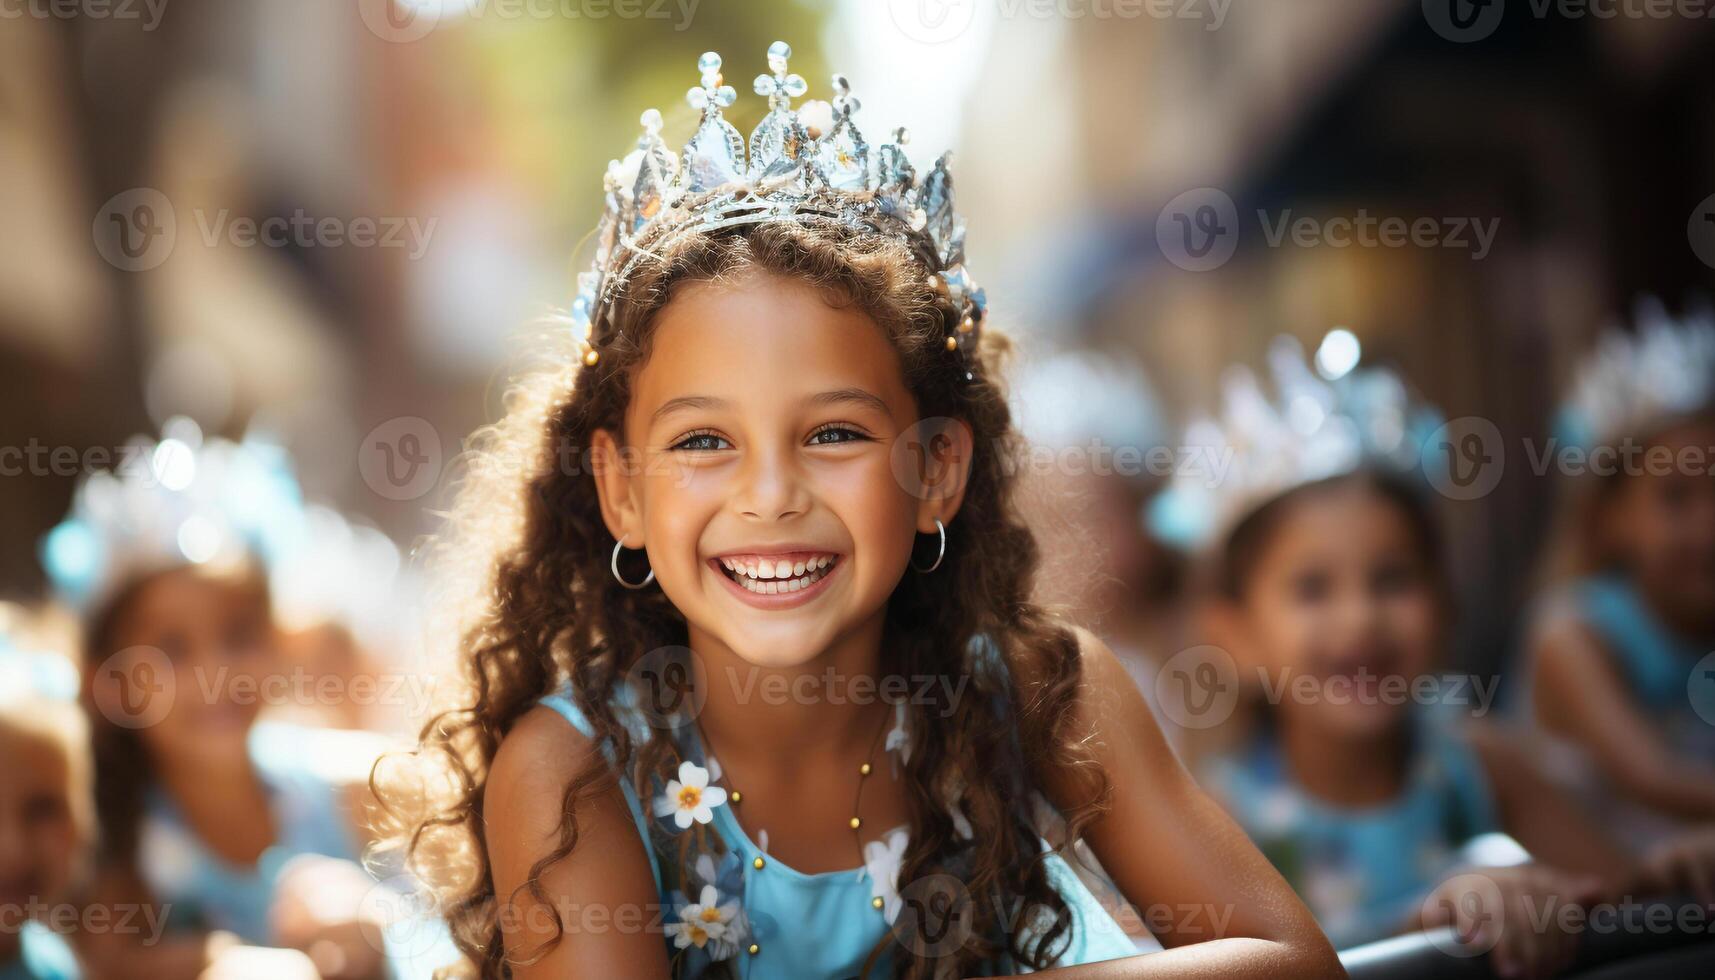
[667,884,742,952]
[860,826,911,922]
[654,760,727,830]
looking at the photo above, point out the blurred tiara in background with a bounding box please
[39,419,405,648]
[566,42,986,378]
[1557,298,1715,450]
[1148,335,1445,550]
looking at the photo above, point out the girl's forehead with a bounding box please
[631,276,914,418]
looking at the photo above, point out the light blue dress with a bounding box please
[1521,574,1715,849]
[539,661,1141,978]
[138,721,368,942]
[0,923,81,980]
[1558,575,1714,754]
[1202,714,1500,950]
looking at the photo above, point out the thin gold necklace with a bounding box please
[696,699,895,856]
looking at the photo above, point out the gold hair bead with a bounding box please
[872,896,884,909]
[849,817,862,830]
[748,943,761,955]
[752,856,766,870]
[583,348,600,367]
[730,790,742,804]
[959,316,974,333]
[945,335,958,352]
[859,763,871,776]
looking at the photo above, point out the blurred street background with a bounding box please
[2,0,1713,699]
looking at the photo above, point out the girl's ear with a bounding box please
[907,417,975,533]
[590,427,644,547]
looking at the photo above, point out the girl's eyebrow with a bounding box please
[808,387,892,418]
[651,394,728,425]
[650,388,892,425]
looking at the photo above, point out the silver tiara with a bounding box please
[1559,298,1715,449]
[568,42,985,376]
[1147,336,1445,549]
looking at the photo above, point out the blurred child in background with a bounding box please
[38,421,422,980]
[1153,336,1642,977]
[1523,302,1715,860]
[0,619,90,980]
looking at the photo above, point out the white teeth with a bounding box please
[724,555,837,595]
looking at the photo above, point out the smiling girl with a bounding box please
[1151,339,1657,978]
[375,43,1342,980]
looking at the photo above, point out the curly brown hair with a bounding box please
[372,217,1111,978]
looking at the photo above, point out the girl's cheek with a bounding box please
[1385,594,1441,671]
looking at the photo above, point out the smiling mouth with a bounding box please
[713,553,841,596]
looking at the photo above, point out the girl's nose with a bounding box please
[733,447,809,522]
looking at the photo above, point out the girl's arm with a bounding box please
[1464,717,1633,879]
[484,705,672,979]
[1531,619,1715,820]
[1022,627,1345,979]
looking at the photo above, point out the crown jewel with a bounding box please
[572,43,985,375]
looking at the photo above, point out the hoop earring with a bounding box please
[911,519,947,574]
[611,539,656,589]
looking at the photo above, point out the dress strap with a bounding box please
[538,690,665,897]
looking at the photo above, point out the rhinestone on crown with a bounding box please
[569,42,986,378]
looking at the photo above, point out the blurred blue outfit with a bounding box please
[138,720,458,979]
[1203,714,1500,949]
[1559,574,1713,751]
[0,924,81,980]
[1521,574,1715,849]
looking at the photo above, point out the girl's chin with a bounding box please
[717,637,830,671]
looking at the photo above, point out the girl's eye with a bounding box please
[807,424,871,446]
[1289,569,1333,605]
[671,430,732,452]
[1370,561,1421,596]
